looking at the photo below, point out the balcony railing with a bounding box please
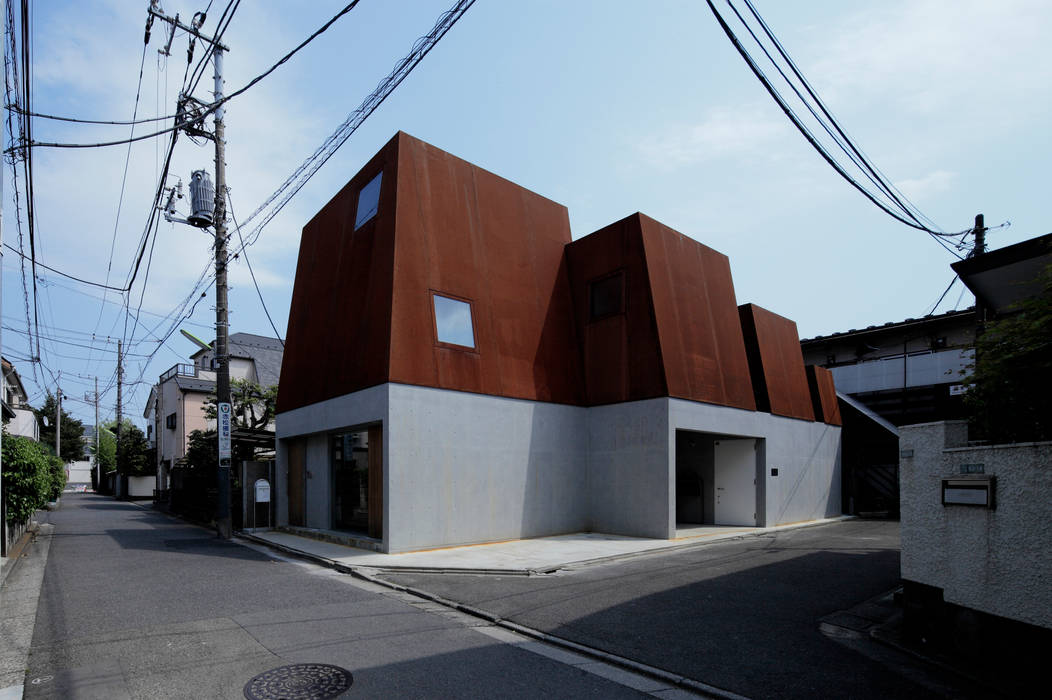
[159,363,198,383]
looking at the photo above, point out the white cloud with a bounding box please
[637,103,789,168]
[894,169,956,201]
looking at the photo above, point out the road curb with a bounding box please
[238,530,749,699]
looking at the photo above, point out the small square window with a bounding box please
[354,171,383,230]
[589,272,624,321]
[433,293,475,349]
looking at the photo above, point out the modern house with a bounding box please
[275,132,842,554]
[144,332,283,496]
[2,357,39,441]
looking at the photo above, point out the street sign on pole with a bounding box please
[218,401,232,464]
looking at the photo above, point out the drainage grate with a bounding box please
[244,663,353,699]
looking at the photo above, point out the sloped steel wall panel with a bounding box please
[565,215,667,405]
[738,304,815,421]
[277,136,398,414]
[806,365,842,426]
[637,215,756,410]
[387,133,583,404]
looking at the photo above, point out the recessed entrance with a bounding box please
[330,424,383,539]
[675,430,762,528]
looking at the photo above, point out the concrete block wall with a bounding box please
[900,421,1052,630]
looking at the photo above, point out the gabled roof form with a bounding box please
[188,332,284,387]
[279,132,836,425]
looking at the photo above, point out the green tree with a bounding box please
[94,425,117,474]
[103,419,153,477]
[2,433,56,523]
[964,264,1052,442]
[35,393,86,464]
[184,428,218,471]
[202,378,277,430]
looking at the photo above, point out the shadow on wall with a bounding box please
[773,422,842,526]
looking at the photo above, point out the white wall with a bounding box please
[66,460,93,485]
[387,384,590,553]
[669,399,841,528]
[588,399,671,538]
[900,421,1052,630]
[8,407,39,441]
[275,384,841,552]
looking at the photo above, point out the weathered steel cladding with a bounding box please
[806,365,842,426]
[637,215,756,411]
[387,134,584,404]
[738,304,815,422]
[279,132,835,424]
[564,215,666,405]
[277,136,397,414]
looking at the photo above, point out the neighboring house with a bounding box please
[2,357,39,441]
[800,231,1052,515]
[800,309,976,428]
[275,132,842,554]
[144,333,284,495]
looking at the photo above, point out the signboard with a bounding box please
[254,479,271,503]
[960,463,985,475]
[218,401,232,463]
[942,477,995,508]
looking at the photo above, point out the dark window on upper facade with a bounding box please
[354,171,383,230]
[166,413,177,430]
[432,293,476,349]
[589,271,624,321]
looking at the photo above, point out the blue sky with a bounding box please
[4,0,1051,427]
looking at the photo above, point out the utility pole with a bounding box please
[55,386,62,462]
[116,340,123,498]
[87,378,99,491]
[212,43,233,540]
[148,5,233,538]
[973,213,987,327]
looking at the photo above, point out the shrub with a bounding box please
[47,454,67,501]
[2,434,54,524]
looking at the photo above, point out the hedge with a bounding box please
[2,434,65,525]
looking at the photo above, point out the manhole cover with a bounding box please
[244,663,353,699]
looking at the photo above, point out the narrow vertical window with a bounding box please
[432,294,476,349]
[589,271,624,321]
[354,171,383,230]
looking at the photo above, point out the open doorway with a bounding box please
[675,430,762,528]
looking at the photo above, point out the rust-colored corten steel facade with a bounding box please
[738,303,816,421]
[806,365,842,426]
[280,131,834,425]
[564,213,755,410]
[278,132,583,414]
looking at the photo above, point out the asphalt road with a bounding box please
[20,493,660,699]
[383,520,974,700]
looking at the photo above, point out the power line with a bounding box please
[227,192,284,345]
[2,243,130,290]
[235,0,477,253]
[706,0,966,258]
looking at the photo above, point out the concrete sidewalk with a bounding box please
[239,516,853,574]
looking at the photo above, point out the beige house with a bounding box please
[144,333,283,495]
[2,357,39,442]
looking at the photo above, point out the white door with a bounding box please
[714,439,757,526]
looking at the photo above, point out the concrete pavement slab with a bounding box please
[245,516,853,574]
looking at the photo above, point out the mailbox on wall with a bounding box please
[942,476,996,509]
